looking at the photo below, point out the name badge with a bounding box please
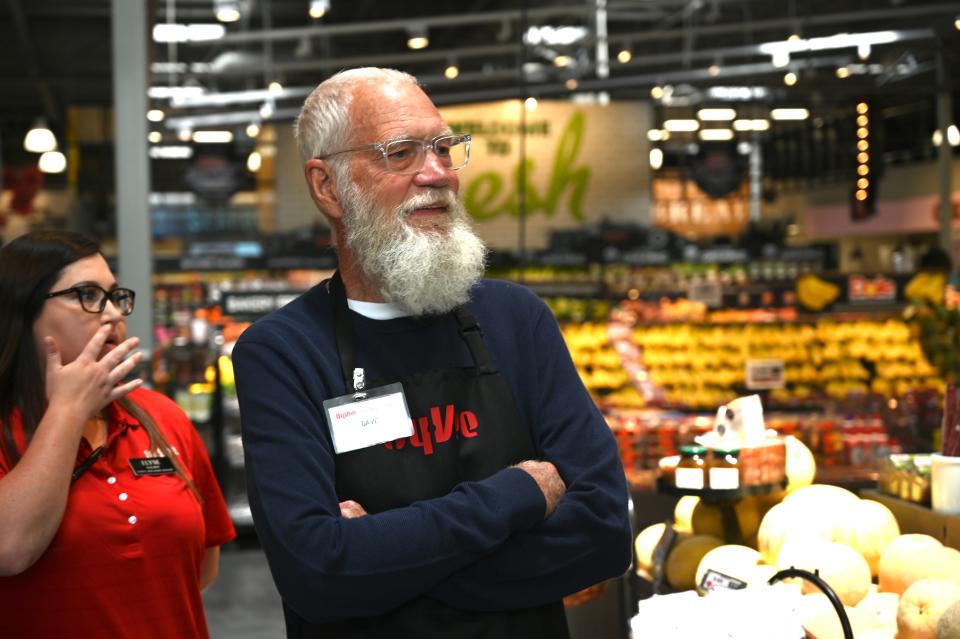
[322,382,413,454]
[129,457,176,476]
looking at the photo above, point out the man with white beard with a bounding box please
[232,68,631,639]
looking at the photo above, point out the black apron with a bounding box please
[282,272,570,639]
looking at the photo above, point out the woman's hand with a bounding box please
[44,324,143,420]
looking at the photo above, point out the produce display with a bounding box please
[631,318,941,410]
[636,440,960,638]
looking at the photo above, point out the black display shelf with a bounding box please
[656,477,788,503]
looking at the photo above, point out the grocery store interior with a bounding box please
[3,0,960,637]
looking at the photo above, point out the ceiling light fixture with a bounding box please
[733,119,770,131]
[147,109,165,122]
[148,86,206,100]
[699,129,734,141]
[524,25,588,46]
[153,23,225,42]
[268,81,284,94]
[150,145,193,159]
[247,150,263,172]
[192,130,234,143]
[617,48,632,64]
[23,120,57,153]
[553,55,572,68]
[784,71,798,86]
[38,150,66,173]
[245,122,261,138]
[760,30,899,69]
[650,86,664,100]
[524,97,538,111]
[308,0,329,19]
[649,148,664,170]
[565,78,578,90]
[214,0,241,23]
[663,119,699,132]
[148,131,163,143]
[698,108,736,121]
[444,62,459,80]
[945,124,960,147]
[770,108,809,120]
[836,67,850,79]
[406,23,429,50]
[708,64,721,76]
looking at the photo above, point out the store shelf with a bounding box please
[656,477,788,503]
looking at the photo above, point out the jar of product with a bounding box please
[709,448,740,490]
[675,444,707,490]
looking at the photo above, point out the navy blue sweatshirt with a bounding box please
[232,278,631,625]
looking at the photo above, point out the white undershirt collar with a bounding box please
[346,298,413,320]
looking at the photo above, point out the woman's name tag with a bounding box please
[129,457,176,476]
[322,382,413,454]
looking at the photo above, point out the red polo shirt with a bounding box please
[0,388,236,638]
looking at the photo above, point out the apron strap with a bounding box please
[453,306,498,375]
[330,270,498,382]
[330,270,357,390]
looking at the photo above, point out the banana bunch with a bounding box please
[797,274,841,311]
[904,272,946,305]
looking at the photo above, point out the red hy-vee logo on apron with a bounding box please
[384,404,479,455]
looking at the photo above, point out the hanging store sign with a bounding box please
[651,174,750,239]
[848,275,897,302]
[438,100,652,250]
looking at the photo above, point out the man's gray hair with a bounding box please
[294,67,420,167]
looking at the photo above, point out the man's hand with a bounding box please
[513,460,565,518]
[339,500,368,519]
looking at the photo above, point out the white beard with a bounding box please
[339,182,487,316]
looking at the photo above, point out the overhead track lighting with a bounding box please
[24,120,57,153]
[406,23,429,50]
[38,151,66,174]
[214,0,241,23]
[617,48,632,64]
[309,0,330,19]
[444,62,459,79]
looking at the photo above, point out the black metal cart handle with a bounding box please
[768,567,854,639]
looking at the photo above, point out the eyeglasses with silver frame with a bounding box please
[318,133,471,175]
[46,285,136,316]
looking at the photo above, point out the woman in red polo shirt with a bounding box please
[0,230,236,638]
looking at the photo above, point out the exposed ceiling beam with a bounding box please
[5,0,59,122]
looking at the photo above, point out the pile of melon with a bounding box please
[636,483,960,638]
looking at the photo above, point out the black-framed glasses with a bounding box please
[46,285,136,316]
[318,133,471,175]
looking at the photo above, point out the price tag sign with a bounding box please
[689,280,723,308]
[700,568,748,594]
[745,359,785,390]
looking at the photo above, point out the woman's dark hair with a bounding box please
[0,231,199,502]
